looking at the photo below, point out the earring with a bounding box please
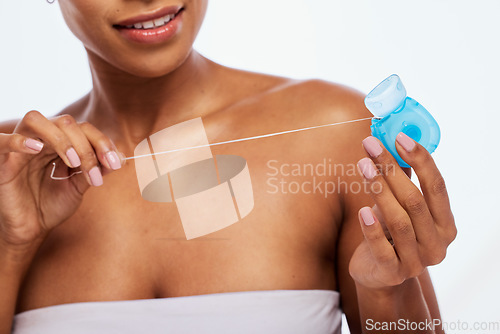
[47,0,56,3]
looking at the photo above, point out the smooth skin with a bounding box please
[0,0,456,333]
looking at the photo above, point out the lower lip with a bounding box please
[115,10,183,44]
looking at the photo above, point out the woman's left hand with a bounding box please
[349,133,457,289]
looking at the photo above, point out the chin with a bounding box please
[118,50,193,78]
[86,41,195,79]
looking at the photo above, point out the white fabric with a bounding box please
[13,289,341,334]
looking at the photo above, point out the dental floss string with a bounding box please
[50,116,378,180]
[124,116,377,161]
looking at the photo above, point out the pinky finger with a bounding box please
[359,207,399,270]
[0,133,44,155]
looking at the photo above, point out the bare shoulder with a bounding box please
[268,78,372,124]
[288,79,373,157]
[221,65,372,126]
[217,64,374,168]
[224,66,370,117]
[250,76,373,161]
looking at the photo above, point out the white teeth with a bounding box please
[142,20,154,29]
[153,17,165,27]
[127,13,177,29]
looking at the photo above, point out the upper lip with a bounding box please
[115,5,183,26]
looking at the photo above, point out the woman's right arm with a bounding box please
[0,111,123,334]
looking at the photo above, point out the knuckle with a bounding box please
[388,215,412,235]
[56,114,76,127]
[364,230,384,243]
[23,110,41,123]
[80,150,98,166]
[403,192,427,216]
[446,224,458,244]
[369,180,384,195]
[394,222,413,236]
[79,121,99,135]
[7,134,20,150]
[79,121,92,130]
[430,176,447,196]
[425,248,447,266]
[381,162,396,177]
[96,134,113,150]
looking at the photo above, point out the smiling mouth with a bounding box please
[114,7,184,30]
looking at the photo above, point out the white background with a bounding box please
[1,0,499,331]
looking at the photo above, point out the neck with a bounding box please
[83,50,220,147]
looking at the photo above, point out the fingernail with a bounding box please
[362,136,383,158]
[105,151,122,170]
[89,167,103,187]
[25,138,44,152]
[119,152,127,167]
[66,148,81,168]
[360,207,376,226]
[396,132,416,152]
[358,158,378,180]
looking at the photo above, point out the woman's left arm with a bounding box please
[338,133,456,334]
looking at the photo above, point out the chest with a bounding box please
[17,135,342,312]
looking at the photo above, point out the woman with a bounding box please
[0,0,456,333]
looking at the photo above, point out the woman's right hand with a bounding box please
[0,110,123,249]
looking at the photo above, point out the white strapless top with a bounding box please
[13,290,341,334]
